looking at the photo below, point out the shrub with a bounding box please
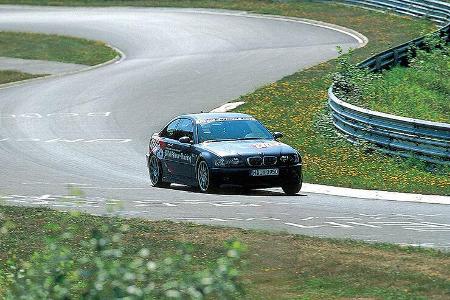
[332,47,380,106]
[2,222,244,299]
[332,35,449,123]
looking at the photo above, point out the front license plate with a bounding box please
[250,168,279,176]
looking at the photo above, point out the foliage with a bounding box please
[333,35,450,123]
[332,47,380,106]
[2,220,244,299]
[2,206,450,299]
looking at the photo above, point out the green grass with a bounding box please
[0,70,44,84]
[1,0,448,194]
[358,45,449,123]
[1,206,450,299]
[0,31,118,66]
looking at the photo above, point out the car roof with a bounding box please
[179,112,253,123]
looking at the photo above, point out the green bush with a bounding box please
[2,222,244,299]
[332,47,381,106]
[333,35,449,123]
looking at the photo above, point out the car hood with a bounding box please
[198,139,296,157]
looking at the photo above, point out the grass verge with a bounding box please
[358,42,449,123]
[0,0,448,194]
[0,70,44,84]
[1,206,450,299]
[0,31,118,66]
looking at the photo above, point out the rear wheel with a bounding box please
[148,155,170,188]
[197,160,216,193]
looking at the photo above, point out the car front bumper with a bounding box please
[210,164,302,188]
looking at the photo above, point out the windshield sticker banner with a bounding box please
[197,117,255,124]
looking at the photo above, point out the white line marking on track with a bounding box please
[404,228,450,232]
[285,222,324,229]
[84,138,132,143]
[324,222,353,228]
[359,214,382,217]
[44,138,85,143]
[369,222,416,225]
[0,138,133,143]
[0,112,111,118]
[20,113,42,118]
[346,222,381,228]
[422,222,450,227]
[84,187,146,190]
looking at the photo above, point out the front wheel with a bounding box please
[197,160,217,193]
[148,155,170,188]
[282,182,302,195]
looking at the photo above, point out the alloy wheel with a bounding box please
[197,161,209,192]
[149,155,160,185]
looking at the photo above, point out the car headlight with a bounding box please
[291,153,300,164]
[280,153,300,165]
[214,157,243,167]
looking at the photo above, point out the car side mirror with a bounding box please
[273,132,283,140]
[179,136,192,144]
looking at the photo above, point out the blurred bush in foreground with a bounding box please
[2,220,244,300]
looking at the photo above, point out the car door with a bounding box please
[170,118,196,182]
[158,118,181,179]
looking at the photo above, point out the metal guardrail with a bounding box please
[334,0,450,25]
[327,0,450,164]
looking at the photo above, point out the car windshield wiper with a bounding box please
[203,137,265,143]
[235,137,264,140]
[202,139,233,143]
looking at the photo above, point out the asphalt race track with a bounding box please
[1,5,449,250]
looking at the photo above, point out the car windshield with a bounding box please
[197,118,273,143]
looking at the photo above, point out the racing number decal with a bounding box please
[150,138,165,159]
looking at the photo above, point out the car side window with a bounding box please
[177,118,194,140]
[160,119,180,140]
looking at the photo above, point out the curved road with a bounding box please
[1,5,449,250]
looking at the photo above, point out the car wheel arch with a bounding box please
[195,152,214,169]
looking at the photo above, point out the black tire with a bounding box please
[148,155,170,188]
[196,160,217,193]
[282,182,302,195]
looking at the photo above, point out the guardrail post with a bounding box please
[375,57,382,70]
[393,49,399,65]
